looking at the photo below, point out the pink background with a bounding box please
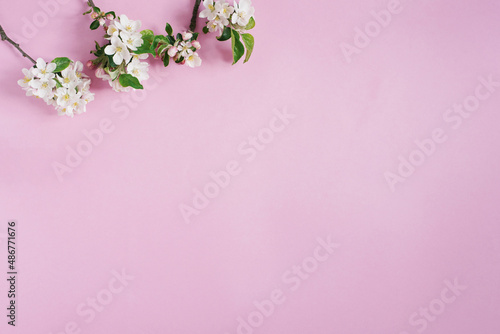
[1,0,500,333]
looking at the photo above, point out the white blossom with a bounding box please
[232,0,254,27]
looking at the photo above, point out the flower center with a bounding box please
[116,46,123,52]
[24,77,31,83]
[64,78,70,83]
[208,4,214,10]
[64,94,70,101]
[42,82,48,88]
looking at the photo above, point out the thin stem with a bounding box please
[189,0,202,32]
[87,0,97,9]
[0,25,36,65]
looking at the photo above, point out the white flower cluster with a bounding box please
[200,0,255,33]
[167,31,202,68]
[99,15,149,92]
[18,58,94,117]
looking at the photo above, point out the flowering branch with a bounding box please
[190,0,202,32]
[0,25,36,64]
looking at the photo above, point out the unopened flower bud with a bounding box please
[192,41,201,50]
[91,12,98,19]
[86,60,96,70]
[99,18,106,26]
[167,46,178,58]
[106,13,114,20]
[182,31,193,40]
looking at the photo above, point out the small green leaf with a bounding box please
[152,35,170,56]
[135,30,155,54]
[166,35,175,44]
[202,26,209,34]
[245,17,255,30]
[163,54,170,67]
[192,32,199,40]
[90,20,100,30]
[230,29,245,64]
[165,23,173,35]
[157,44,169,58]
[51,57,71,72]
[93,6,101,13]
[107,54,118,68]
[241,33,254,63]
[176,33,182,40]
[217,26,231,41]
[119,74,143,89]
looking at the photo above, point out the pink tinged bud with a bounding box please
[167,46,178,58]
[91,12,98,19]
[106,13,114,20]
[192,41,201,50]
[86,60,96,70]
[182,32,193,40]
[179,59,186,65]
[99,18,106,26]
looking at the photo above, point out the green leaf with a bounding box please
[135,30,155,54]
[54,78,63,88]
[166,35,175,44]
[202,26,209,34]
[245,17,255,30]
[157,44,169,58]
[51,57,71,72]
[217,26,231,41]
[93,6,101,13]
[90,20,100,30]
[107,54,118,68]
[152,35,170,56]
[163,54,170,67]
[176,33,182,40]
[192,32,199,40]
[241,33,254,63]
[165,23,173,35]
[119,74,143,89]
[230,29,245,65]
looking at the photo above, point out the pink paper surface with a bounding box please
[1,0,499,333]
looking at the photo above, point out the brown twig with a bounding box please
[0,25,36,65]
[87,0,97,9]
[189,0,202,31]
